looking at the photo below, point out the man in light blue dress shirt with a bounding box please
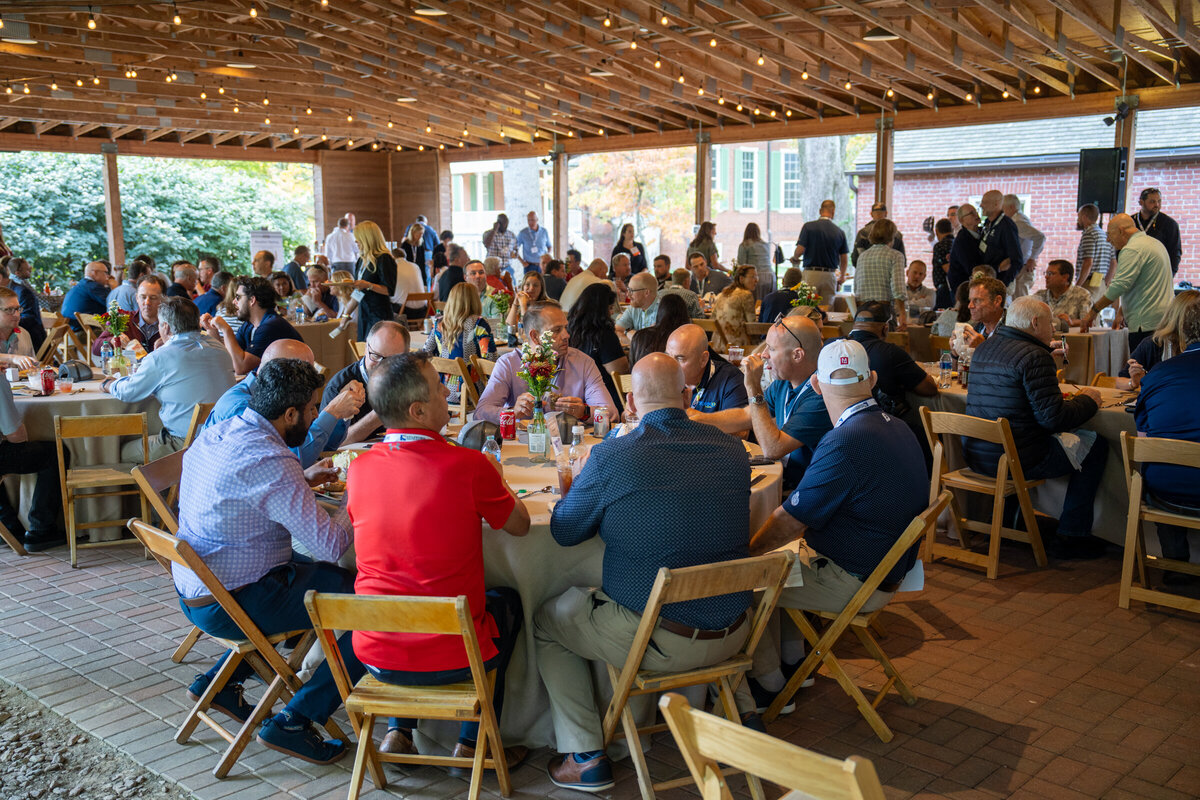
[205,338,363,468]
[174,358,362,765]
[516,211,552,273]
[100,297,236,462]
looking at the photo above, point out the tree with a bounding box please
[0,152,313,289]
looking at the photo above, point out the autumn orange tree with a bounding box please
[566,146,696,258]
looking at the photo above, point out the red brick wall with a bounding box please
[857,159,1199,291]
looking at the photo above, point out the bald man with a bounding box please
[615,272,660,335]
[692,315,832,490]
[666,324,748,413]
[975,189,1023,285]
[205,337,365,468]
[321,320,411,443]
[60,260,112,332]
[535,352,759,792]
[1081,213,1173,349]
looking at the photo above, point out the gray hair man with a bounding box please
[1001,193,1045,298]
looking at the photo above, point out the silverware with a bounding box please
[750,473,766,487]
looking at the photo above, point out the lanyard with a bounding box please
[1136,212,1158,233]
[690,361,713,409]
[382,432,438,449]
[834,398,877,428]
[777,381,811,428]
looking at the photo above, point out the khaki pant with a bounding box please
[1009,266,1035,298]
[803,270,838,305]
[120,430,186,465]
[534,586,754,754]
[751,547,893,678]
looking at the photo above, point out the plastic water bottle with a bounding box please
[482,435,502,464]
[100,340,114,374]
[939,351,952,389]
[568,425,588,476]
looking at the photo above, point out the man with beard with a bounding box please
[1134,188,1182,276]
[483,213,520,281]
[174,358,364,766]
[202,276,302,373]
[1074,204,1114,301]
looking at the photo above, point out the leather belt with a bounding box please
[657,611,748,641]
[804,267,837,272]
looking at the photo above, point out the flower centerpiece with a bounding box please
[487,285,515,317]
[97,303,133,374]
[517,329,558,402]
[788,281,823,308]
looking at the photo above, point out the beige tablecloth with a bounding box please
[295,321,354,378]
[914,379,1135,545]
[7,381,162,537]
[316,434,782,750]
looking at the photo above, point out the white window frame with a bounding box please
[781,151,803,212]
[738,148,758,212]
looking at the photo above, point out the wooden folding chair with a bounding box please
[131,451,203,663]
[919,408,1047,579]
[126,518,343,778]
[660,693,885,800]
[745,322,771,342]
[35,324,68,367]
[765,492,951,743]
[820,324,843,341]
[1118,432,1200,615]
[45,311,86,362]
[431,356,479,421]
[403,292,436,330]
[470,354,497,384]
[348,339,367,361]
[692,318,718,340]
[610,370,634,402]
[75,313,104,356]
[0,476,28,556]
[55,413,151,568]
[1060,332,1093,385]
[929,334,951,354]
[183,402,216,448]
[602,553,793,800]
[884,330,909,353]
[304,592,514,800]
[1091,372,1117,388]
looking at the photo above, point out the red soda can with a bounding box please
[40,367,57,396]
[499,407,516,440]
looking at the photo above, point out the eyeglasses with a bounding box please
[629,287,653,295]
[365,344,384,363]
[772,312,805,349]
[0,305,19,315]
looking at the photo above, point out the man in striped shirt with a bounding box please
[1075,204,1114,302]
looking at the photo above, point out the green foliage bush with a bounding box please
[0,152,313,290]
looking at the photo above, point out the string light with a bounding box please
[753,106,760,115]
[1002,89,1009,98]
[462,127,469,136]
[262,94,269,105]
[348,139,354,146]
[75,78,83,87]
[249,5,258,17]
[322,0,329,6]
[233,102,240,113]
[801,64,809,80]
[293,126,300,134]
[200,90,207,99]
[678,70,685,83]
[347,111,354,122]
[660,11,669,25]
[785,109,793,117]
[371,142,378,150]
[654,57,661,69]
[397,144,403,151]
[418,144,424,150]
[87,7,97,29]
[425,123,432,133]
[3,86,9,95]
[1032,84,1041,94]
[439,143,444,149]
[264,116,270,125]
[717,94,724,105]
[598,126,604,134]
[769,109,776,117]
[321,133,327,140]
[50,79,58,90]
[709,36,717,47]
[387,119,394,128]
[567,130,574,137]
[844,77,852,90]
[305,105,312,114]
[735,101,743,111]
[756,51,765,66]
[172,3,181,25]
[603,11,611,27]
[886,85,894,98]
[458,141,464,147]
[92,74,100,85]
[630,37,637,50]
[697,86,704,96]
[965,91,973,101]
[0,16,5,30]
[926,87,934,100]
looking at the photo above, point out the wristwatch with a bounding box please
[750,393,766,406]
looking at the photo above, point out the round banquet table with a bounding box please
[309,432,783,751]
[912,369,1135,546]
[294,320,354,377]
[5,380,162,539]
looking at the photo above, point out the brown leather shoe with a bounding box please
[547,752,616,793]
[379,728,415,755]
[448,741,529,776]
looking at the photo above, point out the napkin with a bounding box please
[1054,429,1098,471]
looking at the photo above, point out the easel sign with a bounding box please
[249,229,285,270]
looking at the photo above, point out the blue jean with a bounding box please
[181,558,364,725]
[1023,435,1109,537]
[365,587,522,743]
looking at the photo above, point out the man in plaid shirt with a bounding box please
[484,213,519,280]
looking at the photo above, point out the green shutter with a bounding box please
[467,174,478,212]
[769,150,782,211]
[484,173,496,209]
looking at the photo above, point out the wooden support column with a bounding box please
[874,117,895,211]
[100,146,125,266]
[696,133,712,224]
[552,147,568,257]
[1115,95,1139,213]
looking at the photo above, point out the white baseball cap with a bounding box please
[817,339,870,385]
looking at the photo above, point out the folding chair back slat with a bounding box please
[660,694,886,800]
[471,354,497,383]
[348,340,367,360]
[131,450,185,533]
[431,356,479,418]
[929,334,952,354]
[611,372,634,397]
[36,325,68,366]
[183,402,216,448]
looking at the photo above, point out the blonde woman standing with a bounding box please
[352,220,397,342]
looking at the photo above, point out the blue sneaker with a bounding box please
[257,714,347,765]
[747,676,796,715]
[548,752,615,793]
[186,674,251,723]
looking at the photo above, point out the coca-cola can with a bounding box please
[593,405,610,438]
[40,367,57,396]
[499,407,516,440]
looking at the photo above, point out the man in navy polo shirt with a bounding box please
[1134,300,1200,582]
[693,315,830,491]
[202,275,302,374]
[747,338,927,703]
[667,324,747,414]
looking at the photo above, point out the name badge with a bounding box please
[351,289,366,302]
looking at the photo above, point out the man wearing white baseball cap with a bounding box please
[745,339,929,701]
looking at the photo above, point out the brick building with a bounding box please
[851,108,1198,291]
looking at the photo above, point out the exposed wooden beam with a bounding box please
[1043,0,1177,83]
[982,0,1123,91]
[101,151,125,266]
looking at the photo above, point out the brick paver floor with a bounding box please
[0,540,1196,800]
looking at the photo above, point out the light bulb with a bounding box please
[1002,89,1009,98]
[88,13,97,29]
[654,58,661,69]
[598,127,604,134]
[717,95,724,105]
[264,116,270,124]
[233,104,239,113]
[965,92,973,101]
[630,39,637,50]
[293,126,299,134]
[801,69,808,80]
[263,96,269,105]
[321,133,328,140]
[757,52,765,66]
[886,87,894,98]
[458,141,464,147]
[372,142,378,150]
[397,144,403,151]
[93,75,100,85]
[678,72,685,83]
[305,105,312,114]
[463,128,468,136]
[439,143,444,149]
[660,13,668,25]
[603,12,611,27]
[1033,85,1040,94]
[753,107,760,115]
[76,78,83,86]
[387,120,394,128]
[736,102,743,111]
[785,109,792,117]
[348,139,354,146]
[218,86,225,94]
[769,109,776,117]
[51,80,58,90]
[200,91,207,99]
[709,37,716,47]
[173,12,181,24]
[418,145,424,150]
[844,79,852,90]
[926,90,934,100]
[250,5,258,17]
[347,113,353,122]
[697,87,704,96]
[23,84,29,94]
[425,124,432,133]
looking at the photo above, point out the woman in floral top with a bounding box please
[422,282,496,401]
[711,265,758,350]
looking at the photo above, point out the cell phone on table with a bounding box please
[748,455,774,466]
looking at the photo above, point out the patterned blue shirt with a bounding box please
[173,407,352,599]
[205,371,345,468]
[108,332,236,438]
[234,312,303,358]
[550,407,751,629]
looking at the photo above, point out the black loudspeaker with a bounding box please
[1077,147,1127,214]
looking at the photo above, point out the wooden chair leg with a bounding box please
[715,676,765,800]
[814,639,894,743]
[852,625,916,705]
[1119,506,1142,610]
[67,497,78,568]
[1016,486,1047,567]
[214,669,291,778]
[1135,528,1148,589]
[177,650,243,744]
[608,664,655,800]
[947,489,972,550]
[985,485,1007,580]
[347,713,374,800]
[171,626,203,663]
[0,518,27,556]
[480,670,512,796]
[466,723,489,800]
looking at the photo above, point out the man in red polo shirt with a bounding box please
[347,351,531,768]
